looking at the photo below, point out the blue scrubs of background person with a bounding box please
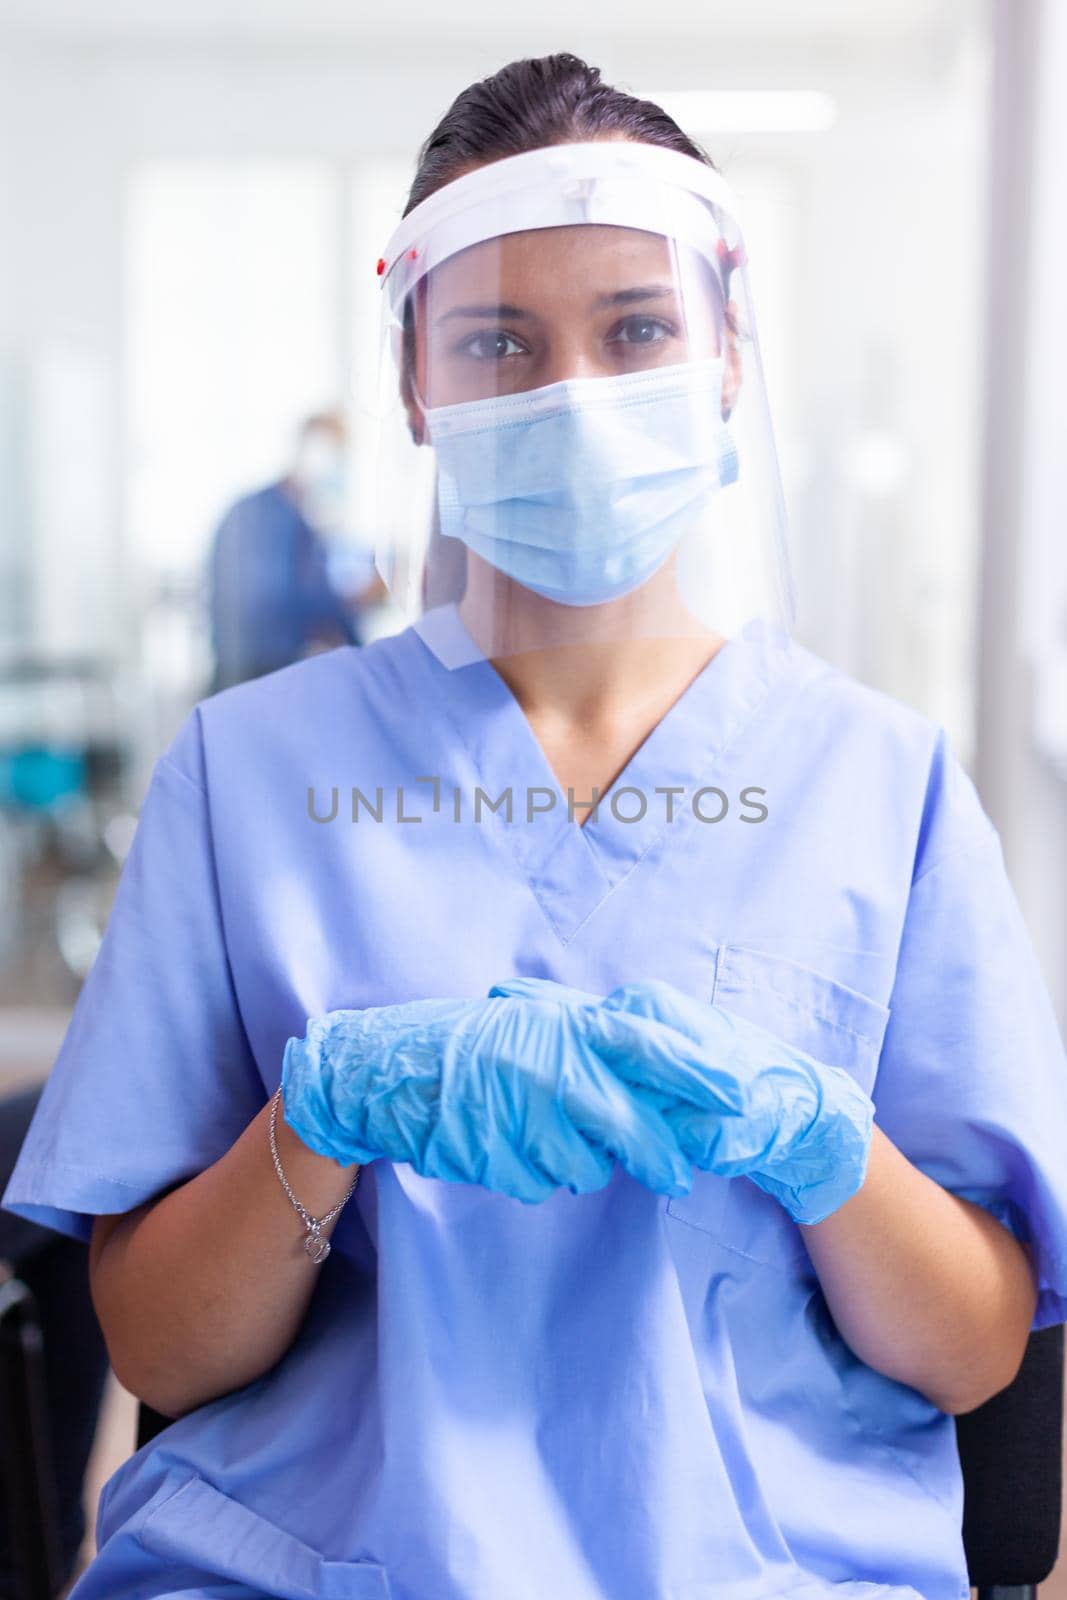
[208,411,360,692]
[5,56,1067,1600]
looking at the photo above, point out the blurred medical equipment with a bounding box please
[0,656,136,998]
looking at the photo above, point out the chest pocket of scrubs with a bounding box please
[665,945,890,1270]
[139,1469,393,1598]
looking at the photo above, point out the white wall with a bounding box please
[975,0,1067,1029]
[0,16,988,729]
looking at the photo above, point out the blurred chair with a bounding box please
[0,1270,64,1600]
[956,1322,1064,1600]
[137,1400,171,1452]
[0,1086,111,1599]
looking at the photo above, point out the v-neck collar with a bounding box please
[411,603,791,945]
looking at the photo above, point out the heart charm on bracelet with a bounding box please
[268,1086,358,1266]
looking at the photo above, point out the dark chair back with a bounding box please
[0,1270,64,1600]
[956,1322,1064,1597]
[137,1399,171,1451]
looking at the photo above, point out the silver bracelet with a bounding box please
[268,1087,360,1264]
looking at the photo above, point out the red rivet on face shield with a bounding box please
[376,257,386,276]
[408,247,418,261]
[716,240,745,273]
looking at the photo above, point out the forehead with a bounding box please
[425,224,679,305]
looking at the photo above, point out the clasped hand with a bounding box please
[281,978,873,1223]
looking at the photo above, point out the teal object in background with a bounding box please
[0,746,87,810]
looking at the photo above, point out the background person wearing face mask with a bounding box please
[207,410,379,692]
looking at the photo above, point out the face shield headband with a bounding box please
[377,141,745,317]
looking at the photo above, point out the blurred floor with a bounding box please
[64,1374,138,1592]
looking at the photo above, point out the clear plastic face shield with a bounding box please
[372,142,794,666]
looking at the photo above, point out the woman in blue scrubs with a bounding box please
[6,54,1067,1600]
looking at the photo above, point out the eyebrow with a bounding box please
[592,284,679,309]
[434,303,530,326]
[434,284,680,326]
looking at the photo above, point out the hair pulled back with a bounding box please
[405,53,713,216]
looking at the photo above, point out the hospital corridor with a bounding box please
[0,2,1065,1598]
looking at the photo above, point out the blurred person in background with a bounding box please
[207,410,380,691]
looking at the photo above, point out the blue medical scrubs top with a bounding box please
[208,481,357,687]
[6,608,1067,1600]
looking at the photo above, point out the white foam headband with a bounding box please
[378,141,745,316]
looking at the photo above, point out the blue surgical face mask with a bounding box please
[292,432,349,532]
[424,359,738,607]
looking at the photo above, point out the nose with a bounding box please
[537,336,610,389]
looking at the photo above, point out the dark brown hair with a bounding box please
[404,53,714,216]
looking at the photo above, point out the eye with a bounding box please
[607,315,677,347]
[456,329,528,361]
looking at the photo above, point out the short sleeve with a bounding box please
[873,741,1067,1330]
[1,710,265,1241]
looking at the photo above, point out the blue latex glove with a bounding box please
[282,994,694,1205]
[490,977,874,1224]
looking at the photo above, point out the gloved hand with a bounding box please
[281,993,694,1205]
[490,977,874,1224]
